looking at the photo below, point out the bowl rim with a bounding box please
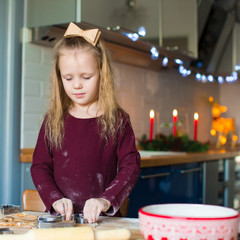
[139,204,240,221]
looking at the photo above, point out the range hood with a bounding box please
[30,21,195,71]
[198,0,235,73]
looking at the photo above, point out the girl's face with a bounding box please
[59,48,100,110]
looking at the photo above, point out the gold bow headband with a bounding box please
[64,22,101,46]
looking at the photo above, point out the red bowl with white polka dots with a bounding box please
[139,204,240,240]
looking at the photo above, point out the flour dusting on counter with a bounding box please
[96,216,140,230]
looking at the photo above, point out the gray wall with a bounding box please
[0,0,23,205]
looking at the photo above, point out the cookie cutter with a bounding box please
[37,214,67,228]
[0,228,14,234]
[37,213,87,228]
[37,214,65,223]
[72,213,87,224]
[1,204,21,215]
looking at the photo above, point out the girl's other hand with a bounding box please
[83,198,111,223]
[52,198,73,220]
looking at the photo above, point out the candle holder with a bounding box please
[138,134,209,152]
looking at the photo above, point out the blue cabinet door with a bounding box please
[128,163,203,218]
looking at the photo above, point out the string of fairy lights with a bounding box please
[118,26,239,84]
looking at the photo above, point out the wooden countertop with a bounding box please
[0,211,144,240]
[21,148,240,168]
[140,149,240,168]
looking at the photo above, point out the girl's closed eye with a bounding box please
[83,76,91,80]
[62,75,72,81]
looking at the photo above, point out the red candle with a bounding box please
[173,109,178,137]
[149,110,155,140]
[194,112,199,141]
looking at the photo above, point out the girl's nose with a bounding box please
[73,79,83,89]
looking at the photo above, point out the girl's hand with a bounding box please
[83,198,111,223]
[52,198,73,220]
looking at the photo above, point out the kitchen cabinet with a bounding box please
[26,0,160,43]
[26,0,78,27]
[128,162,203,218]
[128,155,237,218]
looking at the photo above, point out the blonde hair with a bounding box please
[45,37,125,149]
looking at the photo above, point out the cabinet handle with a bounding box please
[141,172,170,179]
[180,167,202,174]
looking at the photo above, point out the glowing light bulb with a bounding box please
[138,26,146,37]
[187,69,191,76]
[196,73,202,81]
[150,46,159,59]
[232,135,238,142]
[201,74,207,83]
[218,76,224,84]
[179,65,184,74]
[219,135,227,145]
[209,96,214,102]
[232,71,238,81]
[122,32,139,41]
[225,72,238,82]
[235,64,240,71]
[178,66,191,77]
[207,75,214,82]
[225,76,233,82]
[162,57,168,67]
[175,59,183,65]
[210,129,216,136]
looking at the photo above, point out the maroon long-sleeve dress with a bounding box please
[31,112,140,216]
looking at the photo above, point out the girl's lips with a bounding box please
[74,93,85,98]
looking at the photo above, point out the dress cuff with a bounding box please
[99,195,120,216]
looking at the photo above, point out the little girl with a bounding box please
[31,23,140,223]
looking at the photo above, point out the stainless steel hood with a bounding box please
[30,21,195,69]
[30,21,159,52]
[31,24,66,48]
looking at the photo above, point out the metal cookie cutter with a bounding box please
[0,228,14,234]
[72,213,87,224]
[37,214,66,228]
[38,214,64,223]
[1,204,21,215]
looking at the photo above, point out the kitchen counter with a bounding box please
[21,148,240,168]
[139,149,240,168]
[0,211,144,240]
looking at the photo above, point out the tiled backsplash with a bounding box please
[21,43,220,148]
